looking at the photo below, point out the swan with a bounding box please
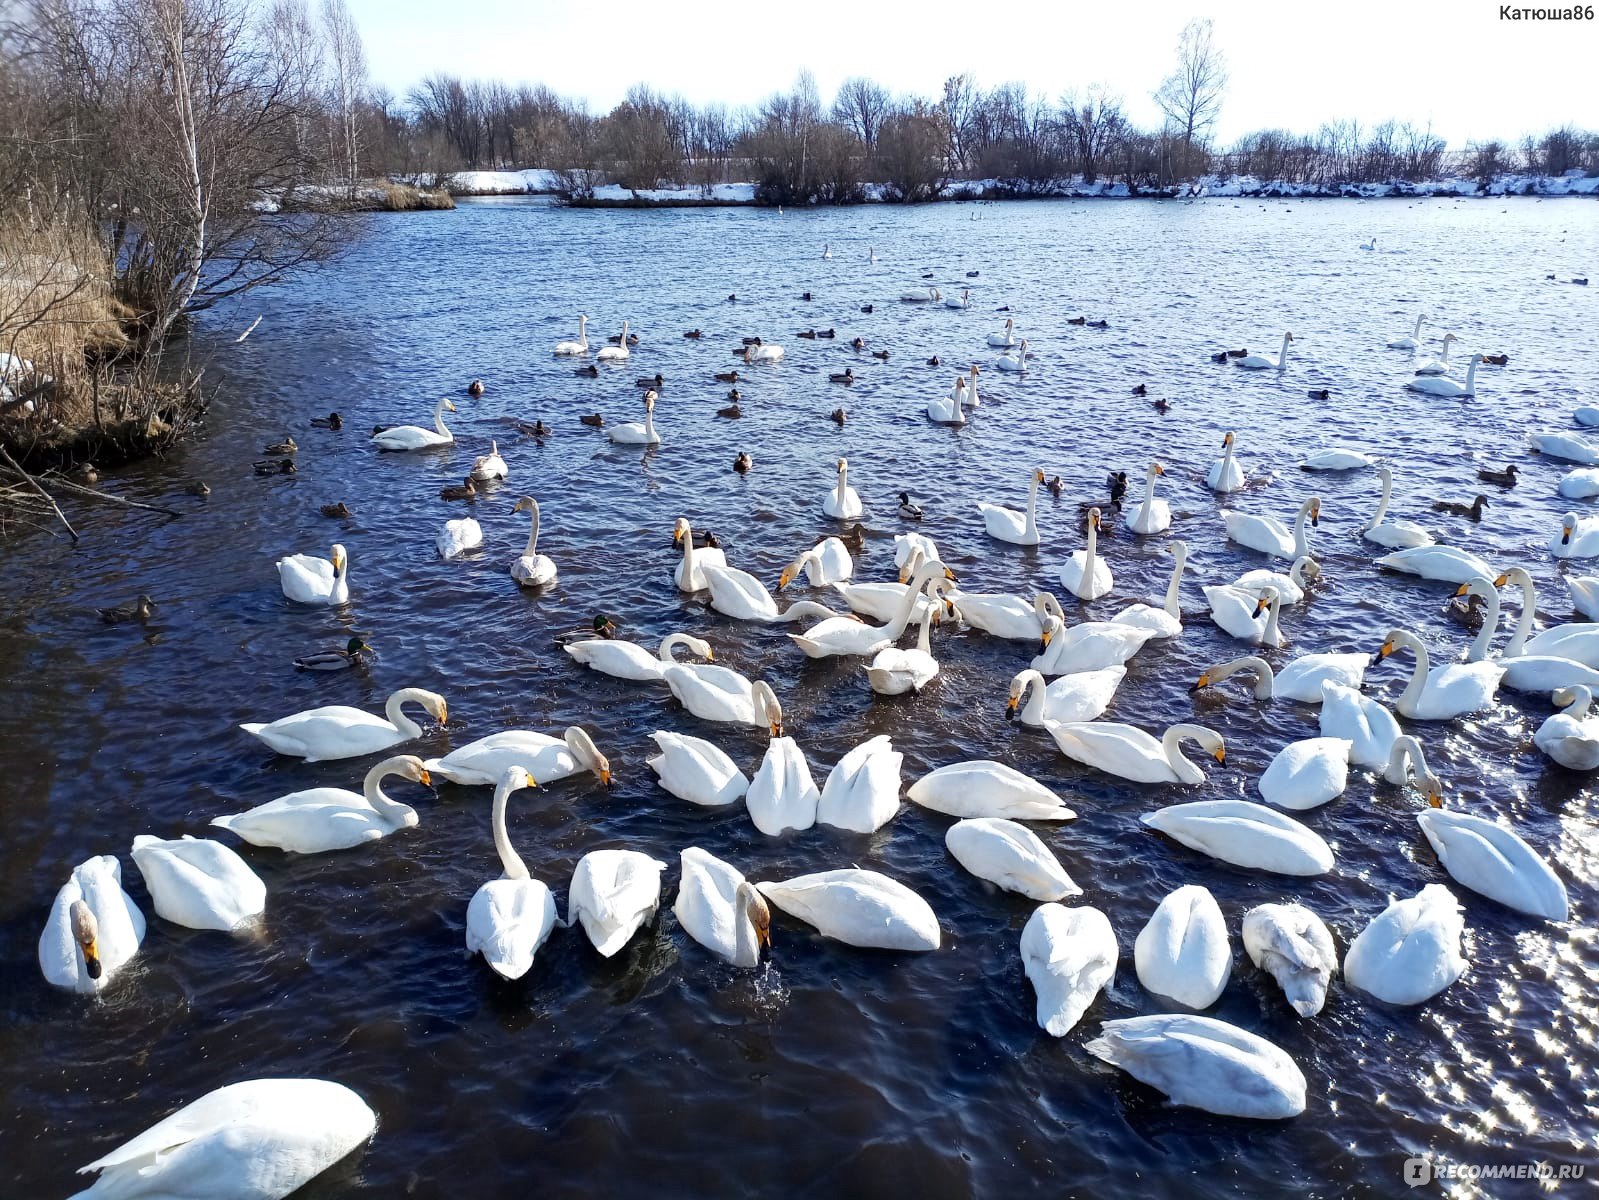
[1241,903,1337,1017]
[1319,680,1401,769]
[39,856,144,994]
[1202,584,1283,647]
[789,564,949,658]
[986,318,1016,347]
[510,497,557,585]
[1021,904,1116,1036]
[1032,612,1158,676]
[1577,407,1599,428]
[69,1078,377,1200]
[866,603,942,694]
[1234,332,1293,371]
[1558,467,1599,499]
[1199,650,1366,703]
[608,391,659,445]
[1343,883,1466,1006]
[1497,567,1599,664]
[834,551,948,623]
[673,848,770,967]
[1114,541,1189,637]
[1536,686,1599,769]
[900,286,941,302]
[756,868,940,951]
[662,661,764,726]
[1206,431,1246,493]
[950,589,1062,640]
[944,287,970,309]
[979,466,1045,545]
[958,364,982,407]
[1362,465,1435,548]
[648,731,749,806]
[1372,627,1502,719]
[1386,313,1425,350]
[1360,235,1376,250]
[1128,462,1171,534]
[567,849,666,956]
[744,342,784,362]
[1571,575,1599,620]
[1058,507,1114,600]
[1412,332,1459,375]
[816,735,902,833]
[466,767,557,979]
[1417,806,1568,921]
[425,726,610,788]
[565,632,712,681]
[1375,544,1494,584]
[996,339,1028,372]
[436,517,483,559]
[672,516,728,592]
[823,456,864,519]
[783,537,854,586]
[709,564,840,624]
[470,440,508,482]
[371,398,456,450]
[1302,446,1378,470]
[745,682,820,835]
[1133,885,1231,1008]
[1223,497,1319,559]
[1551,512,1599,559]
[1085,1015,1307,1119]
[1234,555,1319,605]
[276,544,349,606]
[130,835,266,932]
[1257,737,1351,811]
[595,321,631,361]
[1408,354,1481,397]
[926,376,967,424]
[1142,799,1334,876]
[1046,721,1225,785]
[946,818,1080,901]
[894,531,940,573]
[211,756,430,852]
[907,760,1076,820]
[1007,666,1124,726]
[1383,737,1444,808]
[553,314,589,355]
[821,242,831,259]
[240,687,447,761]
[1532,430,1599,464]
[1456,574,1599,693]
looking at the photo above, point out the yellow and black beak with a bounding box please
[1371,640,1395,665]
[777,570,792,590]
[80,936,102,980]
[1006,695,1019,720]
[418,768,433,787]
[437,703,449,726]
[1213,745,1227,764]
[770,719,784,738]
[1493,573,1510,587]
[1188,673,1211,694]
[1562,526,1573,546]
[673,527,684,546]
[1426,788,1443,808]
[1154,463,1165,476]
[705,649,716,662]
[1253,596,1270,616]
[1453,583,1471,597]
[1310,503,1320,527]
[1040,627,1054,649]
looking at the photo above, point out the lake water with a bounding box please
[2,195,1597,1198]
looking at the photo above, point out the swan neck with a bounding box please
[1020,671,1045,722]
[385,689,426,739]
[524,502,541,556]
[1506,572,1535,657]
[1261,592,1281,644]
[363,760,417,824]
[434,398,451,437]
[1162,726,1204,784]
[1162,548,1185,616]
[490,777,531,880]
[1466,586,1500,662]
[658,633,695,661]
[1396,635,1430,714]
[1024,472,1040,537]
[1278,333,1291,367]
[1292,504,1312,558]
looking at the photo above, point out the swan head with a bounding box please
[736,881,771,952]
[1559,513,1579,544]
[672,517,692,545]
[415,690,448,726]
[444,400,457,413]
[643,391,657,411]
[1284,332,1295,342]
[498,764,538,793]
[330,544,348,575]
[1222,431,1235,448]
[778,551,807,591]
[1151,461,1165,476]
[1006,669,1037,718]
[1033,467,1046,486]
[1168,539,1188,565]
[512,496,539,517]
[752,681,783,737]
[69,900,101,979]
[1087,507,1102,531]
[1554,685,1592,712]
[376,755,431,789]
[564,727,611,787]
[836,457,848,473]
[1039,613,1064,650]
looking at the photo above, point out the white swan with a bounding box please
[900,286,941,303]
[1457,574,1599,693]
[1020,903,1116,1036]
[1202,584,1283,647]
[1223,497,1319,559]
[276,544,349,606]
[1234,555,1319,605]
[565,631,713,681]
[789,538,855,586]
[1571,575,1599,620]
[425,725,610,787]
[926,376,967,424]
[1318,680,1400,769]
[1537,686,1599,768]
[821,242,832,259]
[979,466,1044,544]
[1234,332,1293,371]
[1242,903,1337,1017]
[745,683,820,836]
[1497,567,1599,665]
[1206,431,1246,493]
[1046,721,1225,785]
[466,767,556,979]
[240,687,447,761]
[1085,1015,1307,1118]
[1386,313,1424,349]
[986,318,1016,347]
[1193,651,1367,704]
[958,364,981,407]
[947,818,1079,901]
[1129,462,1171,534]
[1383,736,1443,804]
[1007,666,1124,726]
[595,320,631,361]
[866,603,942,694]
[553,314,589,355]
[130,835,266,932]
[1408,354,1481,397]
[436,517,483,559]
[790,564,949,658]
[823,456,863,519]
[816,735,902,833]
[1372,627,1502,719]
[1257,737,1351,811]
[648,731,749,806]
[709,564,838,624]
[1532,430,1599,464]
[470,440,508,482]
[1032,612,1157,676]
[744,342,784,363]
[1142,799,1334,876]
[39,856,144,994]
[1343,883,1466,1006]
[1133,885,1230,1008]
[996,338,1028,372]
[372,398,456,450]
[945,287,971,309]
[1360,235,1377,251]
[1059,507,1114,600]
[69,1078,376,1200]
[1114,541,1188,638]
[211,755,430,853]
[1362,465,1434,548]
[671,517,727,591]
[608,391,659,444]
[1412,332,1459,375]
[567,849,665,956]
[1551,511,1599,559]
[756,868,940,950]
[1418,806,1568,921]
[1558,467,1599,499]
[662,661,763,726]
[907,760,1076,820]
[673,848,770,967]
[951,589,1061,640]
[510,496,557,585]
[1302,446,1378,470]
[1375,544,1494,584]
[834,549,947,624]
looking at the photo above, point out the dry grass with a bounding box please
[377,182,455,211]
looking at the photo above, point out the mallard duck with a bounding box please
[371,424,392,436]
[100,594,156,624]
[860,304,874,314]
[73,462,99,484]
[1433,494,1488,520]
[734,452,753,475]
[898,492,924,520]
[921,271,934,279]
[294,636,371,671]
[817,328,835,338]
[1210,350,1229,363]
[467,379,485,396]
[717,402,742,418]
[684,328,702,338]
[311,412,342,429]
[1481,353,1509,365]
[830,407,846,426]
[839,523,866,553]
[1131,383,1147,397]
[1478,463,1518,487]
[254,459,296,475]
[439,476,477,501]
[608,331,640,345]
[636,374,664,389]
[739,336,761,348]
[851,336,866,349]
[1106,471,1129,504]
[516,419,551,438]
[186,479,211,496]
[1307,388,1331,401]
[798,329,818,339]
[320,501,352,519]
[1046,475,1066,497]
[1152,398,1172,414]
[1442,590,1489,632]
[1068,316,1087,326]
[263,436,297,456]
[727,293,737,301]
[580,413,604,427]
[829,369,854,384]
[927,355,941,366]
[554,615,619,646]
[1088,319,1109,329]
[575,364,599,378]
[714,370,740,384]
[872,349,890,361]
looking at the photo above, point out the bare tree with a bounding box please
[939,73,979,171]
[1060,86,1124,183]
[1155,18,1227,176]
[320,0,367,188]
[832,77,891,150]
[875,100,949,202]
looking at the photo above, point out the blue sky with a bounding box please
[347,0,1594,147]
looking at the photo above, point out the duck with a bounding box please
[185,479,211,495]
[1417,803,1568,920]
[99,594,157,624]
[436,516,483,559]
[1085,1015,1307,1119]
[38,856,145,994]
[823,456,863,519]
[1032,612,1157,676]
[319,500,352,519]
[927,355,941,366]
[262,435,296,456]
[683,328,702,339]
[866,604,943,695]
[1305,388,1331,401]
[673,848,770,966]
[595,321,632,361]
[1477,463,1518,487]
[1059,508,1114,600]
[1152,398,1172,414]
[1046,474,1066,497]
[1412,332,1460,375]
[1006,666,1124,726]
[840,523,866,554]
[1408,354,1482,397]
[897,491,924,520]
[745,684,820,835]
[1375,543,1495,584]
[1371,627,1502,719]
[1087,318,1109,329]
[1131,383,1148,397]
[817,327,836,338]
[1481,352,1510,365]
[947,818,1078,900]
[648,733,749,808]
[212,756,430,853]
[1206,431,1246,493]
[254,458,296,475]
[1343,884,1466,1006]
[464,767,556,980]
[1318,680,1401,769]
[1113,541,1189,638]
[714,369,740,384]
[830,407,847,425]
[566,849,666,956]
[438,475,477,502]
[467,379,485,397]
[1067,316,1086,326]
[815,735,903,833]
[979,466,1045,544]
[871,348,890,361]
[240,687,447,761]
[672,516,728,591]
[130,834,266,931]
[717,401,742,418]
[311,411,342,429]
[926,376,967,424]
[733,451,753,475]
[1132,885,1231,1008]
[553,314,590,355]
[829,368,854,384]
[1047,721,1225,785]
[580,412,605,427]
[1433,493,1488,521]
[518,418,552,438]
[574,363,600,378]
[1362,464,1435,548]
[635,373,664,390]
[1255,737,1352,812]
[293,636,371,672]
[907,760,1075,821]
[1142,799,1333,876]
[1535,686,1599,769]
[1387,313,1425,350]
[1242,903,1338,1016]
[1234,332,1293,371]
[276,543,348,606]
[1128,462,1170,534]
[470,440,508,481]
[851,336,866,349]
[609,391,661,445]
[1020,904,1116,1035]
[1202,585,1284,647]
[996,339,1029,372]
[1223,497,1320,559]
[372,398,456,450]
[756,868,940,951]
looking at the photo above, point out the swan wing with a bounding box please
[1020,903,1117,1035]
[1257,738,1350,810]
[1142,799,1334,875]
[567,850,666,957]
[1084,1015,1306,1118]
[1416,810,1568,920]
[947,817,1079,901]
[1344,884,1466,1005]
[648,732,748,806]
[746,737,820,835]
[816,735,902,833]
[907,760,1074,820]
[1046,721,1177,784]
[130,835,266,932]
[1242,902,1337,1017]
[757,869,939,950]
[705,565,779,620]
[1132,885,1231,1008]
[466,878,557,978]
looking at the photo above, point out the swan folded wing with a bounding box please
[1142,802,1333,875]
[906,760,1075,820]
[648,733,748,806]
[1085,1016,1307,1118]
[1417,811,1568,920]
[757,870,939,950]
[467,879,556,975]
[1021,904,1116,1035]
[278,555,333,585]
[426,732,569,784]
[817,736,901,832]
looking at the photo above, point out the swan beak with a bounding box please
[1189,673,1211,693]
[944,567,957,581]
[1493,573,1509,587]
[1039,628,1054,649]
[778,571,792,590]
[1005,696,1018,720]
[705,649,716,662]
[1253,597,1269,615]
[600,767,612,788]
[1310,504,1320,527]
[1154,463,1165,475]
[437,703,449,725]
[1562,528,1572,545]
[80,936,102,979]
[756,918,771,950]
[1213,745,1227,764]
[1453,583,1471,596]
[417,768,432,787]
[1426,787,1443,808]
[769,720,784,738]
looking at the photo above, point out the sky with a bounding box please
[346,0,1596,147]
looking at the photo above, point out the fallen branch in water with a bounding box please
[236,314,263,342]
[0,444,79,541]
[0,462,186,518]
